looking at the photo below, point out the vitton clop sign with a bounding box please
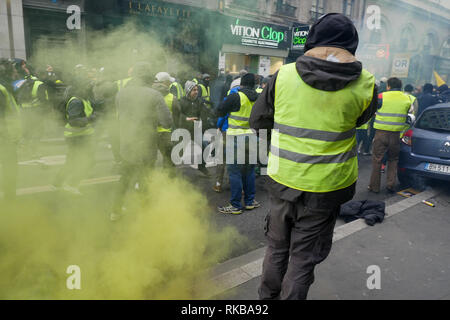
[228,19,290,49]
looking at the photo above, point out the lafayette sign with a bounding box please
[227,18,290,50]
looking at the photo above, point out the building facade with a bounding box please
[1,0,448,83]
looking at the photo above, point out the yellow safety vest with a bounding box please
[227,92,255,136]
[169,82,185,100]
[20,81,48,108]
[256,87,263,94]
[158,93,174,133]
[116,77,132,91]
[64,97,95,138]
[267,63,375,192]
[374,91,411,132]
[199,83,210,102]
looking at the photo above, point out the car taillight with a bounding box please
[402,129,413,146]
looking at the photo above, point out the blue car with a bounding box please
[398,103,450,187]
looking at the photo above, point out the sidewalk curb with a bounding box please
[206,188,440,299]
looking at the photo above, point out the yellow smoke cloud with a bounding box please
[0,170,245,299]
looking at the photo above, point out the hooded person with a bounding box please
[417,83,442,116]
[250,13,378,300]
[437,84,450,103]
[110,62,173,221]
[217,73,260,214]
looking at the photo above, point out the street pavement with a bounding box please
[212,187,450,300]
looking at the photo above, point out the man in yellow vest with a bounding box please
[53,74,97,195]
[198,74,211,102]
[368,77,413,194]
[0,59,21,201]
[250,13,378,300]
[217,73,260,214]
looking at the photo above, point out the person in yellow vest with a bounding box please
[0,59,22,202]
[169,76,186,101]
[53,74,97,195]
[368,77,413,194]
[154,72,181,168]
[198,73,211,102]
[15,72,49,159]
[217,73,260,214]
[249,13,378,300]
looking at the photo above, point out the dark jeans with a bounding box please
[227,163,255,209]
[0,141,18,200]
[356,129,370,154]
[259,191,340,300]
[226,135,257,209]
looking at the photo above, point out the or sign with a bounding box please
[391,54,411,78]
[291,26,309,50]
[226,18,290,50]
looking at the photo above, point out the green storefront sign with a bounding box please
[292,25,310,51]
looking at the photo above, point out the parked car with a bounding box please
[398,103,450,188]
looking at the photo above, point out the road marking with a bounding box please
[205,188,440,298]
[0,175,121,197]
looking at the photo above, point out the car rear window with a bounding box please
[417,108,450,132]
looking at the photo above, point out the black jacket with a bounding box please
[249,47,378,205]
[217,87,259,117]
[340,200,386,226]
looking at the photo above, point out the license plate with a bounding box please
[425,163,450,174]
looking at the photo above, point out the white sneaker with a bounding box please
[62,184,82,195]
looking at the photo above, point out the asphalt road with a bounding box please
[9,137,411,261]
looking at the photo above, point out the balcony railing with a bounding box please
[276,3,297,17]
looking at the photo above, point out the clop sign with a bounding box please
[292,25,310,50]
[227,18,290,50]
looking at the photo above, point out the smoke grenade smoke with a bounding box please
[0,22,245,299]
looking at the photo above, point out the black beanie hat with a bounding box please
[305,13,359,55]
[241,73,255,88]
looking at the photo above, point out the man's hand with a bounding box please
[186,117,198,121]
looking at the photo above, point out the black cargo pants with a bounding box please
[259,191,341,300]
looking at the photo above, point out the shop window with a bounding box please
[441,38,450,58]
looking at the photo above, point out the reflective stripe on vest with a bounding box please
[64,97,94,138]
[158,93,174,133]
[374,91,411,132]
[227,92,255,136]
[267,62,375,192]
[21,81,48,108]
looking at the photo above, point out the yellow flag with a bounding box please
[434,71,446,87]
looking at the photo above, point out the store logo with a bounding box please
[292,27,309,47]
[230,22,285,43]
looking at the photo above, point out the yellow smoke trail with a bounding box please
[0,170,245,299]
